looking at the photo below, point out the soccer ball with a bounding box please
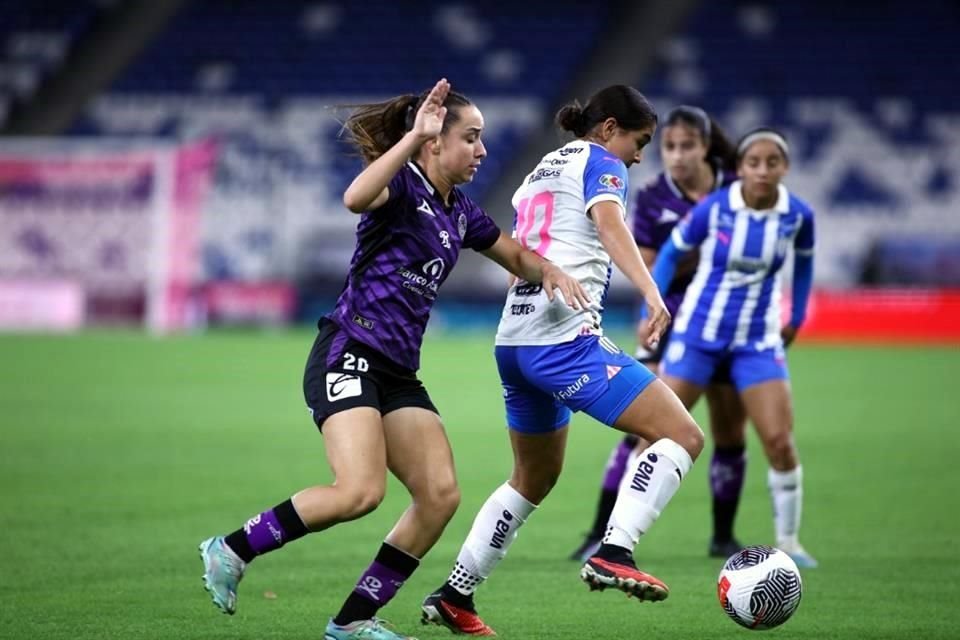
[717,545,803,630]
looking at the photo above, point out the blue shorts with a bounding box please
[495,335,657,434]
[660,337,788,392]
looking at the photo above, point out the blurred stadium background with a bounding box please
[1,2,959,639]
[1,0,958,334]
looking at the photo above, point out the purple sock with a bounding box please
[710,447,747,502]
[602,437,636,492]
[224,499,309,562]
[353,561,409,605]
[334,542,420,626]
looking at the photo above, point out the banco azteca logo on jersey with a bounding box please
[397,257,446,300]
[599,174,624,191]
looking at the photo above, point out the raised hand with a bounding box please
[412,78,450,140]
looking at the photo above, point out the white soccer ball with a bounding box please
[717,545,803,630]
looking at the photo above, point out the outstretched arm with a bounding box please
[482,233,591,310]
[342,78,449,213]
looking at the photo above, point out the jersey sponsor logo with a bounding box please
[417,198,435,217]
[598,174,624,190]
[513,283,542,296]
[728,257,767,273]
[510,303,535,315]
[439,230,451,249]
[397,257,446,300]
[559,146,583,156]
[657,208,681,224]
[490,509,514,549]
[326,372,362,402]
[553,373,590,401]
[529,167,562,183]
[458,213,468,238]
[541,157,569,166]
[422,257,446,279]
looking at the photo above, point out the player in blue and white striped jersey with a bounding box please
[649,128,817,568]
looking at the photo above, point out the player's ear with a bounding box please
[602,117,618,141]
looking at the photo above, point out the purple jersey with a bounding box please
[327,162,501,370]
[631,166,733,315]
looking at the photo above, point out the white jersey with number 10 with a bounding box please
[495,140,630,346]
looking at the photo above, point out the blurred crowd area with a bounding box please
[0,0,958,329]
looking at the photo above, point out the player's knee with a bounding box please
[430,480,462,520]
[511,463,561,503]
[762,429,796,468]
[343,484,386,519]
[678,418,705,461]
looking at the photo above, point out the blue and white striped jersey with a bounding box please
[670,181,815,349]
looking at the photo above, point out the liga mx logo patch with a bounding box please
[598,174,624,190]
[326,372,361,402]
[458,213,468,239]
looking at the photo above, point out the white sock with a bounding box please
[446,483,537,596]
[603,438,693,551]
[768,466,803,548]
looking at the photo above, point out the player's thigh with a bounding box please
[319,407,388,492]
[739,379,795,457]
[705,383,748,446]
[382,406,457,502]
[611,378,702,456]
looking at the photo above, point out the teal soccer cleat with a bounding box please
[324,617,418,640]
[199,536,246,614]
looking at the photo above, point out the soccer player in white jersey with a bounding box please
[649,127,818,568]
[420,85,705,636]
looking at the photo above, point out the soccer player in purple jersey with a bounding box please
[197,79,589,640]
[571,106,750,562]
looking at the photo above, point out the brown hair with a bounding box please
[664,105,737,172]
[555,85,657,138]
[342,89,473,164]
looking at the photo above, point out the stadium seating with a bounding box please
[72,0,608,282]
[633,0,960,287]
[0,0,101,125]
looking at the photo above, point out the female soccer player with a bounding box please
[421,86,704,636]
[197,79,589,640]
[651,127,817,569]
[571,106,749,563]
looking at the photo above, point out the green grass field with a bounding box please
[1,330,958,639]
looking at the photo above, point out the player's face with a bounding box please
[661,123,708,181]
[607,124,655,168]
[738,140,788,204]
[435,105,487,185]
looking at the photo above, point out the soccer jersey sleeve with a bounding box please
[631,187,658,248]
[795,206,815,256]
[463,202,502,251]
[370,168,414,215]
[671,198,712,250]
[582,150,629,216]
